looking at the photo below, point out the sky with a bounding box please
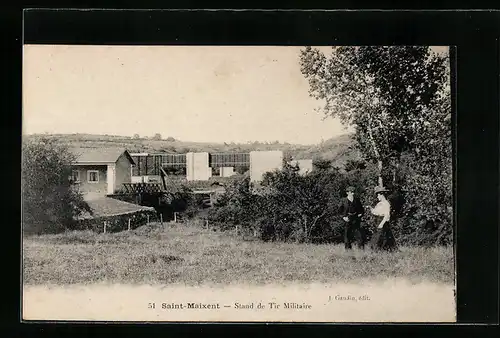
[23,45,448,145]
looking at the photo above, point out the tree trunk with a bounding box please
[393,158,400,185]
[367,113,384,187]
[376,161,383,187]
[303,216,309,243]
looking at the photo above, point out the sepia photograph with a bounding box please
[22,44,455,322]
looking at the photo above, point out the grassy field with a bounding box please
[22,222,455,286]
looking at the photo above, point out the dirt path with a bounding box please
[23,278,455,322]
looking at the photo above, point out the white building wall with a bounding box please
[186,153,194,180]
[220,167,235,177]
[131,176,144,183]
[186,152,210,181]
[130,175,161,183]
[249,150,283,182]
[106,164,116,195]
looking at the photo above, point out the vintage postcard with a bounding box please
[22,44,455,322]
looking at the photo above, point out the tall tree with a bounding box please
[22,138,92,234]
[299,46,448,187]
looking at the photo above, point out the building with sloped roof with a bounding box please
[69,147,135,199]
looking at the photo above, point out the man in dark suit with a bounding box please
[340,186,365,250]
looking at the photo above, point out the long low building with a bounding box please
[129,150,313,183]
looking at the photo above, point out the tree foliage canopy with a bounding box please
[22,138,92,234]
[299,46,450,186]
[298,46,452,245]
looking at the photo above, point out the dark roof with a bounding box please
[69,147,135,165]
[77,197,154,219]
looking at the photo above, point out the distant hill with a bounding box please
[24,132,363,169]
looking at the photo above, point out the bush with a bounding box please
[396,156,453,246]
[207,154,452,247]
[22,138,92,235]
[207,176,257,227]
[208,162,363,243]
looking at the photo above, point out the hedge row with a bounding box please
[73,209,158,233]
[207,161,452,246]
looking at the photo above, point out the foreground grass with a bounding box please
[23,222,455,286]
